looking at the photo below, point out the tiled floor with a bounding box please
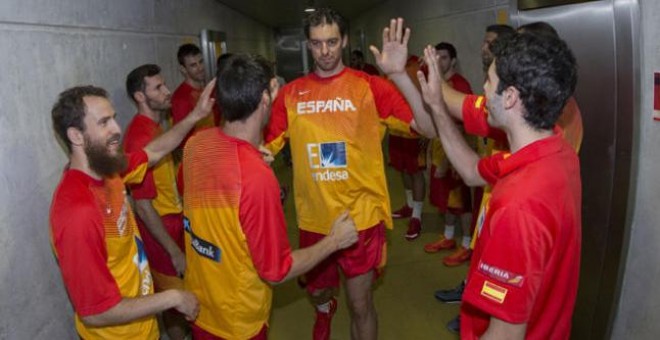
[267,157,469,339]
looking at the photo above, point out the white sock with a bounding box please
[444,225,455,240]
[405,190,413,207]
[316,301,331,313]
[412,201,423,220]
[462,236,472,249]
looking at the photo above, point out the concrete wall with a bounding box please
[0,1,273,338]
[611,0,660,338]
[351,0,509,94]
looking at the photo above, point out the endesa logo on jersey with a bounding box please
[308,141,349,182]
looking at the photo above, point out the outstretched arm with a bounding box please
[81,289,199,326]
[143,79,217,166]
[270,211,358,284]
[418,46,486,187]
[370,18,436,138]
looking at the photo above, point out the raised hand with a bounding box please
[190,78,217,121]
[417,46,445,114]
[370,18,411,76]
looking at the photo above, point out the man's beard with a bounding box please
[84,134,128,178]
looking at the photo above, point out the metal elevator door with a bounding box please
[510,0,640,338]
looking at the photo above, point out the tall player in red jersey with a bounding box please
[263,8,436,340]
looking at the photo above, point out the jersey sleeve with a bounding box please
[51,199,122,317]
[462,95,507,142]
[263,88,289,156]
[121,150,149,185]
[238,161,293,282]
[370,76,415,136]
[477,152,508,186]
[123,121,157,199]
[462,205,553,324]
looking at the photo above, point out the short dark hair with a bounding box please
[125,64,161,102]
[216,53,234,74]
[216,54,274,122]
[492,33,577,130]
[304,8,348,39]
[434,42,457,60]
[517,21,559,38]
[52,86,109,153]
[177,44,202,65]
[486,24,515,38]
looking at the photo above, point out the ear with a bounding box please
[261,89,271,108]
[67,127,85,148]
[503,86,520,110]
[133,91,146,104]
[341,35,349,49]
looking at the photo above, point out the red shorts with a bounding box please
[388,135,426,174]
[299,222,386,293]
[136,213,184,277]
[192,323,267,340]
[429,166,471,215]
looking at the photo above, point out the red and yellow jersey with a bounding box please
[182,129,293,339]
[124,114,182,216]
[50,151,157,340]
[264,67,414,234]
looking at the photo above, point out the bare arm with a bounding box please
[134,199,186,276]
[370,18,436,138]
[480,317,527,340]
[418,46,486,187]
[441,80,469,121]
[81,289,199,326]
[144,78,217,166]
[270,211,358,284]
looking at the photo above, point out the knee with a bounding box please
[348,295,374,319]
[309,287,337,305]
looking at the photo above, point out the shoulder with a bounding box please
[238,146,278,191]
[51,171,98,228]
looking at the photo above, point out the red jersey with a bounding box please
[50,151,158,339]
[461,132,582,340]
[447,73,472,95]
[171,81,221,147]
[123,113,183,276]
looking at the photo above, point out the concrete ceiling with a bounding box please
[215,0,387,28]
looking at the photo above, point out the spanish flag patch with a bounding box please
[481,280,508,304]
